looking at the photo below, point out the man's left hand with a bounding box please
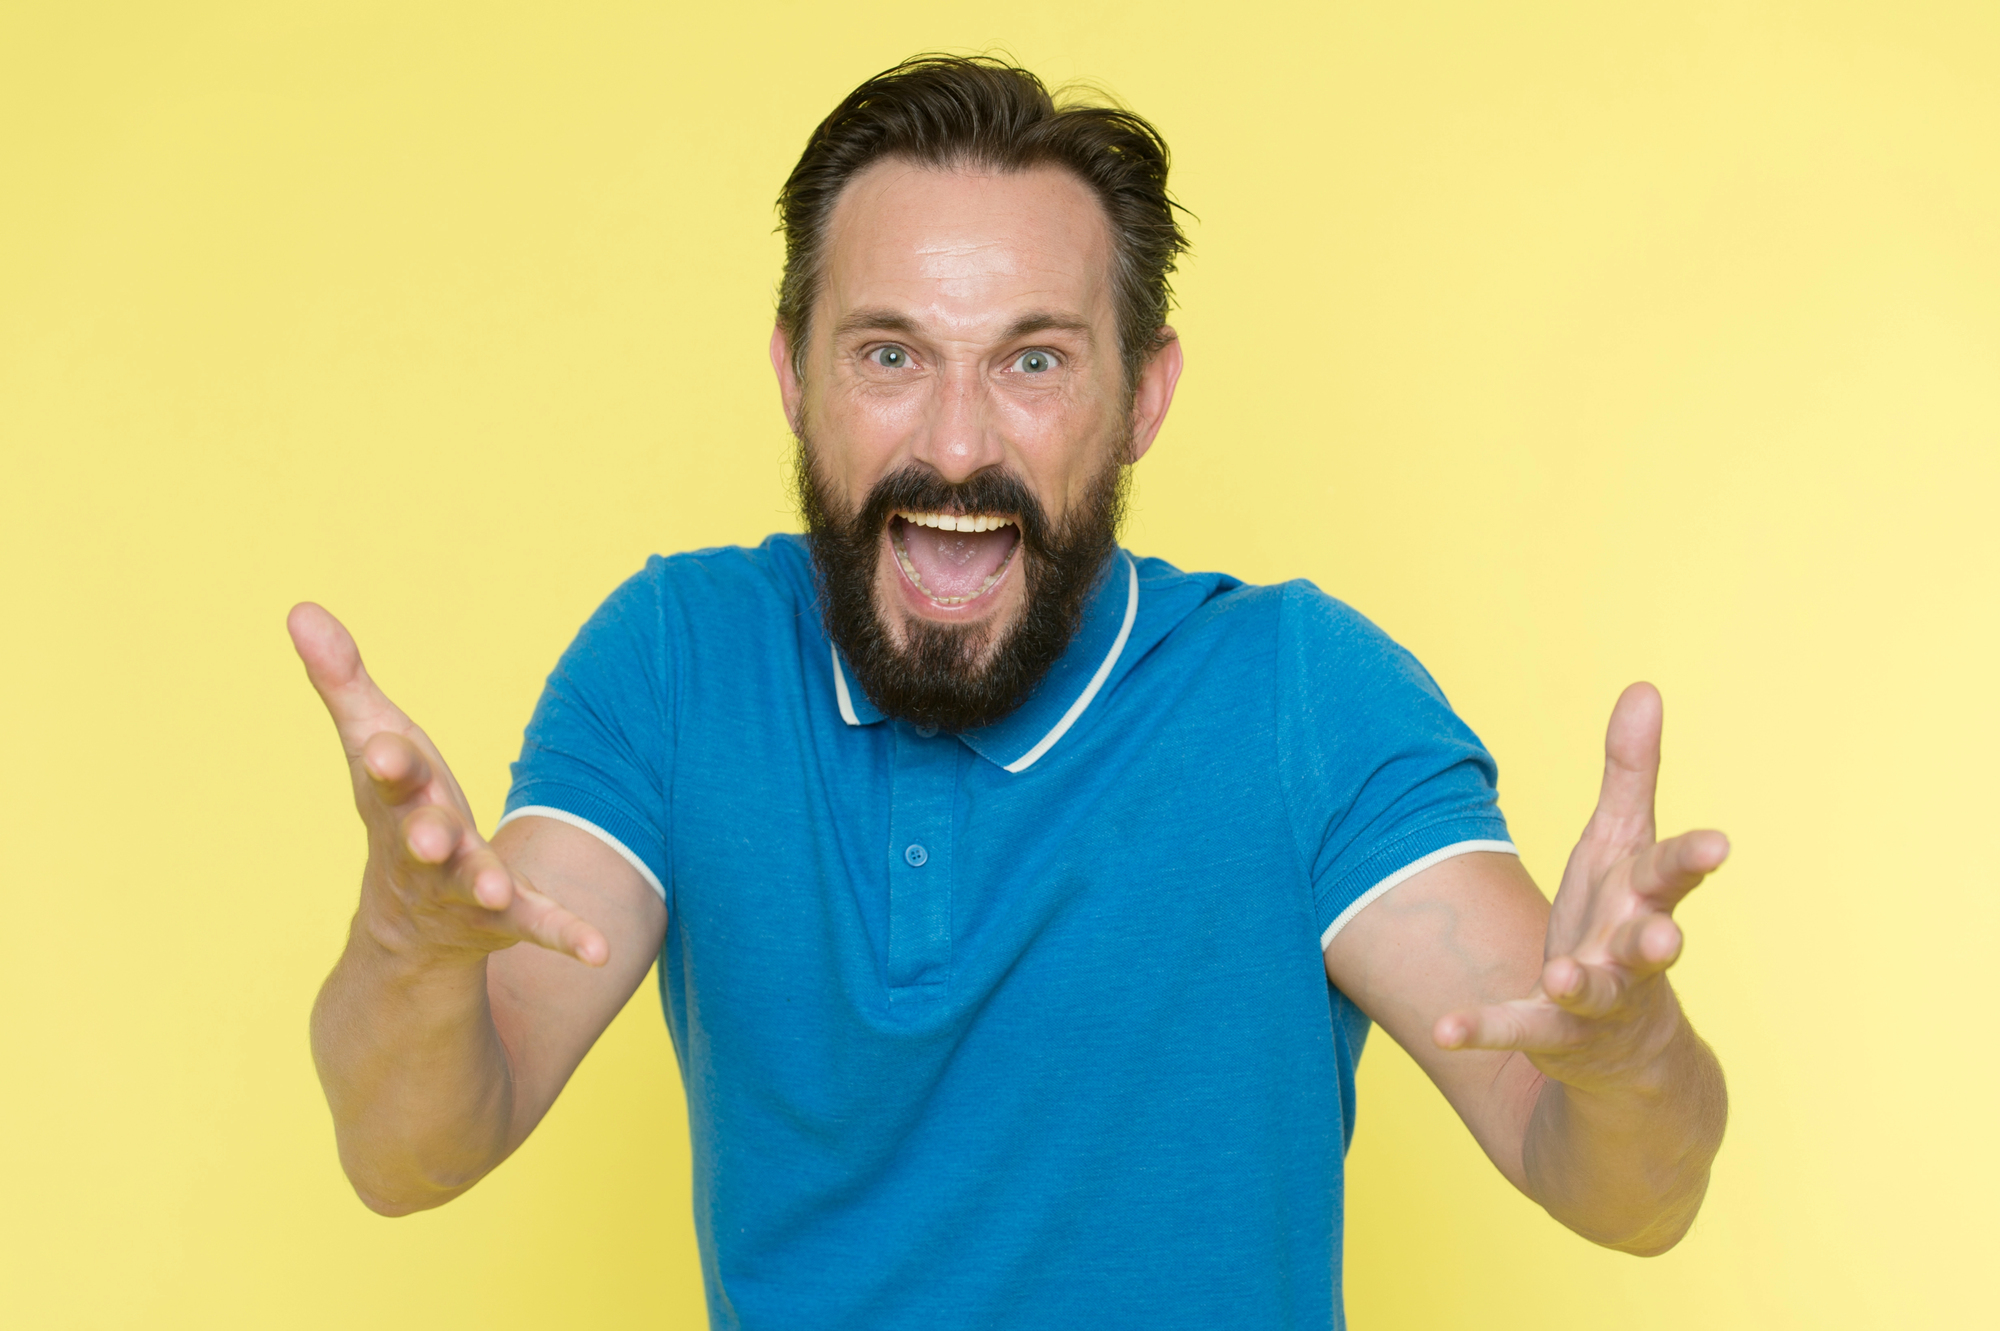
[1434,681,1728,1097]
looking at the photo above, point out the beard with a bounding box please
[795,435,1129,734]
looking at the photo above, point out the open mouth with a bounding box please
[889,510,1021,607]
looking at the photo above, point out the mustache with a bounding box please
[794,431,1129,732]
[856,465,1053,553]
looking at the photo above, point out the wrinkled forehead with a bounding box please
[818,160,1117,340]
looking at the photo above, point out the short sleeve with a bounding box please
[1275,582,1513,946]
[501,557,675,900]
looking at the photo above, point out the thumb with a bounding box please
[1591,681,1662,844]
[288,602,412,752]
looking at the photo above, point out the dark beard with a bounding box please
[795,440,1129,733]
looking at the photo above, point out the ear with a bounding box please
[1125,328,1184,465]
[770,324,804,433]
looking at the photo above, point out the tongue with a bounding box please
[899,520,1018,600]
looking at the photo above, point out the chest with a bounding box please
[663,676,1315,1024]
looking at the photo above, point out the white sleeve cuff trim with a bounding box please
[1318,839,1518,951]
[496,805,667,902]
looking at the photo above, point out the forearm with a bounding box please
[309,912,516,1216]
[1523,1016,1727,1255]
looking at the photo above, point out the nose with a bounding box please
[909,362,1005,484]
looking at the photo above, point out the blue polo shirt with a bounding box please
[501,535,1512,1331]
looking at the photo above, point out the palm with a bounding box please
[289,601,608,965]
[1438,683,1729,1093]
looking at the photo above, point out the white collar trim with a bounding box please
[831,642,861,726]
[1004,553,1139,773]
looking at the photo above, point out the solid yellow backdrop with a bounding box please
[4,2,1996,1327]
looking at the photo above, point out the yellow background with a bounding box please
[4,3,1995,1326]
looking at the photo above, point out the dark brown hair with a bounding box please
[776,54,1189,388]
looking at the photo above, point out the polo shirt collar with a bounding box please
[827,551,1140,773]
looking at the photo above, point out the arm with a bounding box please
[1323,683,1727,1255]
[293,603,668,1216]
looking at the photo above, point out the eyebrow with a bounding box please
[831,308,923,340]
[829,308,1097,346]
[1000,312,1095,345]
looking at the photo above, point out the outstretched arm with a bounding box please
[292,603,667,1215]
[1324,683,1727,1255]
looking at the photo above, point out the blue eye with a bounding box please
[1015,350,1055,373]
[871,346,908,368]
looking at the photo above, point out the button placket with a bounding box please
[886,722,956,997]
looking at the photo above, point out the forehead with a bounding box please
[819,160,1115,336]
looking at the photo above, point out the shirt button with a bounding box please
[904,844,929,867]
[915,723,938,738]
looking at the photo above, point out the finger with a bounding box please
[401,803,468,874]
[1606,912,1685,975]
[287,602,414,753]
[361,731,434,807]
[1541,954,1628,1018]
[1630,828,1731,909]
[454,837,519,913]
[498,880,610,967]
[1589,681,1663,845]
[398,805,519,910]
[1435,998,1573,1053]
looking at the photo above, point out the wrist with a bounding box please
[1525,1018,1727,1253]
[1539,1013,1719,1130]
[1545,976,1697,1098]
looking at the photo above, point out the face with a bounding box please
[772,161,1183,729]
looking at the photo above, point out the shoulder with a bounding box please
[1273,578,1403,652]
[647,534,813,606]
[1128,558,1415,685]
[1273,579,1447,705]
[1126,553,1272,650]
[599,535,813,638]
[558,536,815,678]
[1128,560,1457,740]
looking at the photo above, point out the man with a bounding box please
[294,56,1726,1329]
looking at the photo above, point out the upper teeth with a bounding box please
[898,511,1013,533]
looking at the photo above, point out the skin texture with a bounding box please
[294,600,659,1213]
[1324,682,1728,1254]
[772,161,1182,651]
[300,161,1726,1251]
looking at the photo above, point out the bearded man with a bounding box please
[293,55,1728,1330]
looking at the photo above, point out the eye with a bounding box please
[869,345,910,369]
[1011,349,1058,374]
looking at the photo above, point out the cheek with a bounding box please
[997,394,1120,499]
[812,383,920,491]
[991,388,1074,469]
[822,378,927,460]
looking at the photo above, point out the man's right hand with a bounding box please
[288,601,607,969]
